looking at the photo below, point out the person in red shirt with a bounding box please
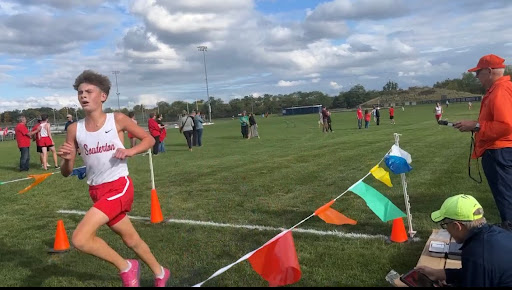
[147,112,161,155]
[454,54,512,224]
[356,106,363,129]
[389,106,395,125]
[364,109,371,129]
[14,116,40,171]
[157,114,167,153]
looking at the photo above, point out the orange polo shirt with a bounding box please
[473,75,512,158]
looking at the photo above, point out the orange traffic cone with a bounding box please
[48,219,70,253]
[151,189,164,224]
[389,217,408,243]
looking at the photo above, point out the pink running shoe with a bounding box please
[120,259,140,287]
[154,268,171,287]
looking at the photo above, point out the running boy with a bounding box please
[57,70,170,287]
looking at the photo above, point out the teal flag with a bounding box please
[349,181,406,222]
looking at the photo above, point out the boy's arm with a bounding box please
[57,122,78,177]
[26,125,40,137]
[115,112,155,158]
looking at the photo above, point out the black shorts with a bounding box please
[390,116,394,119]
[37,145,53,152]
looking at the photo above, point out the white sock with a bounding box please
[156,266,165,279]
[121,260,132,273]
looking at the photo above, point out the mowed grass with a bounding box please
[0,103,495,287]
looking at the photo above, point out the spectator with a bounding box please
[321,106,329,132]
[193,110,204,146]
[240,111,249,138]
[356,106,363,129]
[375,106,381,126]
[364,109,371,129]
[148,112,161,155]
[454,54,512,224]
[326,109,333,132]
[179,110,195,151]
[64,114,75,131]
[157,114,166,153]
[416,194,512,287]
[389,106,395,125]
[14,116,39,171]
[248,113,260,139]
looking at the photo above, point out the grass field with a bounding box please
[0,103,494,287]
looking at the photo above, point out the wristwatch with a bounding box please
[474,123,480,132]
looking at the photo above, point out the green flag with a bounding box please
[349,181,406,222]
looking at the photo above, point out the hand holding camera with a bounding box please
[437,120,454,127]
[453,120,479,132]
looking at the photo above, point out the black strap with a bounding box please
[468,132,483,183]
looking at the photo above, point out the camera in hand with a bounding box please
[438,120,454,126]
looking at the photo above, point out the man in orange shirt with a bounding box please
[389,106,395,125]
[454,54,512,224]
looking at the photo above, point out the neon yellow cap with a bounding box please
[431,194,483,222]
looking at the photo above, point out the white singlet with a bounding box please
[40,121,49,137]
[76,113,129,185]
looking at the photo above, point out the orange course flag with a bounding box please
[18,173,53,194]
[314,200,357,225]
[248,230,302,287]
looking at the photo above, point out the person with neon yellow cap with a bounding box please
[416,194,512,287]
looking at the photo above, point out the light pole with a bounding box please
[197,45,211,123]
[112,70,121,111]
[73,104,79,120]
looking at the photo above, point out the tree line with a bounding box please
[1,67,510,125]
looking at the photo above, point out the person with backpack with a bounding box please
[179,110,195,151]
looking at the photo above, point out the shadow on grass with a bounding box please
[215,135,246,140]
[0,239,107,287]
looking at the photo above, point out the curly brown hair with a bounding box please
[73,70,111,96]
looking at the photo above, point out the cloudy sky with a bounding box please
[0,0,511,112]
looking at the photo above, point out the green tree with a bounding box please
[383,80,399,91]
[344,84,367,108]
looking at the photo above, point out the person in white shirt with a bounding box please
[434,102,443,122]
[57,70,170,287]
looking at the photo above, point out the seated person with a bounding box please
[416,194,512,287]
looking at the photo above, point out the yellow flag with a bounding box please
[370,165,393,187]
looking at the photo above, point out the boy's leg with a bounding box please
[41,147,48,170]
[72,207,129,271]
[110,216,164,276]
[50,146,59,167]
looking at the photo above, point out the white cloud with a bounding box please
[312,78,321,83]
[277,80,306,87]
[330,81,342,89]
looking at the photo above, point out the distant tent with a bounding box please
[282,105,322,116]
